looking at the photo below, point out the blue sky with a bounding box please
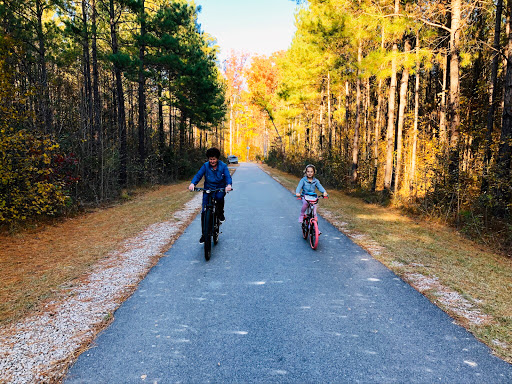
[195,0,298,62]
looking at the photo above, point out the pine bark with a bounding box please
[384,42,398,190]
[352,41,362,184]
[138,0,147,172]
[109,0,127,186]
[410,35,420,193]
[82,0,93,154]
[394,39,411,193]
[482,0,504,192]
[371,77,383,192]
[448,0,461,184]
[497,5,512,209]
[35,0,52,133]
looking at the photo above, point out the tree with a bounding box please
[223,50,249,155]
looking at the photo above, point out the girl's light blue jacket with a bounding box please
[296,177,326,196]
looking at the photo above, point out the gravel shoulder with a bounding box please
[0,194,202,384]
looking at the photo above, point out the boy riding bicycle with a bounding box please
[189,147,232,243]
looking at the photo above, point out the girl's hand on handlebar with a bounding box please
[323,192,328,198]
[295,193,301,197]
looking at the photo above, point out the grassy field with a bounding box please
[260,164,512,363]
[0,181,197,326]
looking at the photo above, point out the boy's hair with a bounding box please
[304,164,316,175]
[206,147,221,159]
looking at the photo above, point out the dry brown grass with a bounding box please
[261,164,512,363]
[0,181,196,326]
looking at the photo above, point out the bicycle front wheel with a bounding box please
[309,219,319,250]
[302,218,309,239]
[203,209,213,261]
[213,214,219,245]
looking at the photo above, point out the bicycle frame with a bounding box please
[194,187,226,261]
[298,194,327,250]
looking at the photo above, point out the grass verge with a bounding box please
[261,164,512,363]
[0,181,197,326]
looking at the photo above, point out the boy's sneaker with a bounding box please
[218,212,225,222]
[199,235,205,243]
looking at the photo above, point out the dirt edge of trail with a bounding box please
[0,194,202,384]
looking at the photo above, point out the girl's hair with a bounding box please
[303,164,316,175]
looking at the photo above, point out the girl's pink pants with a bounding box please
[299,198,317,222]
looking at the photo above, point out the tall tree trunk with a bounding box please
[410,34,420,193]
[371,78,383,192]
[352,41,362,184]
[344,80,350,159]
[384,0,401,191]
[328,71,332,151]
[439,54,448,146]
[372,28,386,192]
[109,0,127,186]
[448,0,461,185]
[91,0,100,146]
[483,0,504,192]
[158,83,165,154]
[229,96,234,155]
[82,0,93,154]
[365,78,371,160]
[394,39,411,194]
[497,5,512,210]
[179,110,187,151]
[138,0,147,172]
[384,42,398,190]
[91,0,102,197]
[319,86,325,152]
[36,0,52,133]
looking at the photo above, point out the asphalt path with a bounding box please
[65,163,512,383]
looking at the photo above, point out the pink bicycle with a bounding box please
[298,194,327,250]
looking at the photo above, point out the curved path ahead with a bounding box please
[65,163,512,383]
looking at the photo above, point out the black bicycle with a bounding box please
[194,187,228,261]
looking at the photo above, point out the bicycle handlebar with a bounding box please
[296,195,328,199]
[194,187,233,193]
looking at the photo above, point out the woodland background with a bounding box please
[1,0,511,253]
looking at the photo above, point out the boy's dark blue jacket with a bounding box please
[191,160,232,189]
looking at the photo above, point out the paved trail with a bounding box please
[65,163,512,383]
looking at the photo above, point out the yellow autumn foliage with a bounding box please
[0,129,70,223]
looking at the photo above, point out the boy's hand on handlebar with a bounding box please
[188,183,195,191]
[226,185,232,192]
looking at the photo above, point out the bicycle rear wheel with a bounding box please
[203,209,213,261]
[309,219,319,250]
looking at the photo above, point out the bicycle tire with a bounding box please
[204,209,213,261]
[302,217,309,239]
[213,214,219,245]
[309,219,319,250]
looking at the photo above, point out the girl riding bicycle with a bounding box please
[295,164,328,223]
